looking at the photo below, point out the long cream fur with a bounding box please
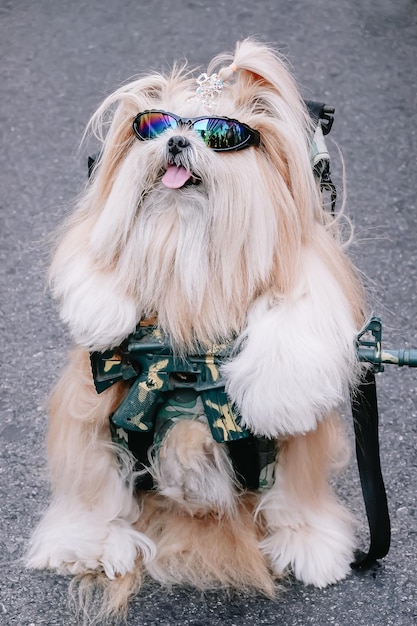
[27,39,366,622]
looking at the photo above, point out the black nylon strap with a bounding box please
[226,436,261,491]
[350,368,391,569]
[125,429,262,492]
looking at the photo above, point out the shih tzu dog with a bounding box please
[27,39,365,620]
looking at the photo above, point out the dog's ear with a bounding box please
[211,39,308,123]
[210,40,324,274]
[85,74,167,201]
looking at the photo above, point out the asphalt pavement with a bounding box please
[1,0,417,624]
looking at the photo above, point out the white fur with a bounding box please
[27,442,156,577]
[223,247,359,437]
[27,498,155,579]
[55,253,138,350]
[258,464,356,587]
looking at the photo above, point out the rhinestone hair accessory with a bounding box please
[191,72,224,109]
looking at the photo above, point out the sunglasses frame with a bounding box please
[132,110,261,152]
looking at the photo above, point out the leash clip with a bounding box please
[357,317,384,373]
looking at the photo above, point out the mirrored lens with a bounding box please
[193,118,250,149]
[134,112,177,139]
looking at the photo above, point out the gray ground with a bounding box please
[1,0,417,624]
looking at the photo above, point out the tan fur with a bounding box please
[28,39,367,623]
[277,414,350,505]
[47,349,128,501]
[49,41,359,351]
[136,493,276,595]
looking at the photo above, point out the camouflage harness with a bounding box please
[91,322,277,491]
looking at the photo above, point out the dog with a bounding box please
[27,39,366,621]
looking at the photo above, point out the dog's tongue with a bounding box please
[162,165,192,189]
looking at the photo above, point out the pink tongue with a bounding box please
[162,165,192,189]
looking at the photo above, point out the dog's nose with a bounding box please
[167,135,190,156]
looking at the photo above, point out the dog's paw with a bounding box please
[223,352,318,437]
[68,520,155,578]
[27,511,155,579]
[54,256,138,351]
[223,265,359,439]
[261,514,355,588]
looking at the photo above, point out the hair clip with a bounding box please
[190,72,224,109]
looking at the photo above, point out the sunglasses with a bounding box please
[132,110,261,152]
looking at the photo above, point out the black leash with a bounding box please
[350,367,391,569]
